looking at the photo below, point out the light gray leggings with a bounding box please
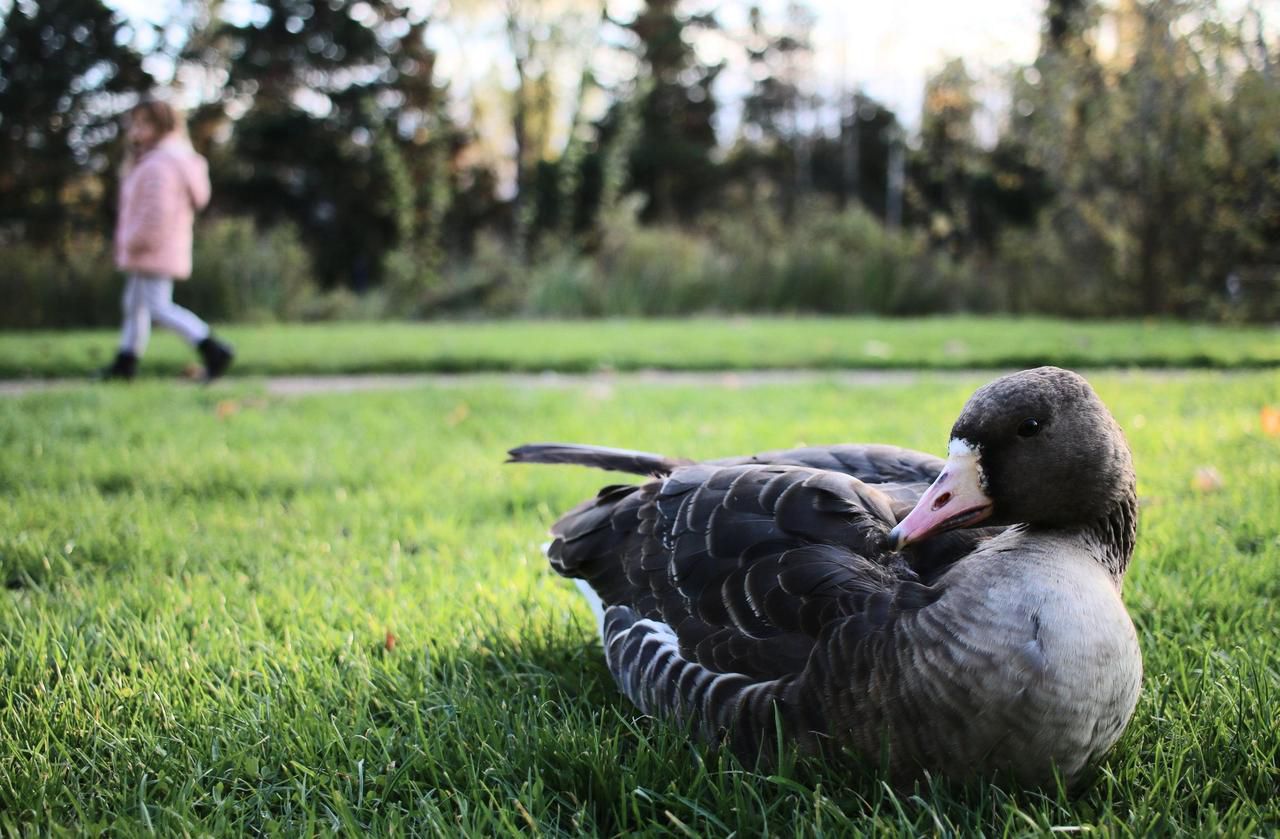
[118,274,210,355]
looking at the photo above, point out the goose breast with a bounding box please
[855,532,1142,784]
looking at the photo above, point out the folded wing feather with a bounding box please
[541,445,979,754]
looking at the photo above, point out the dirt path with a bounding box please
[0,366,1237,398]
[0,369,996,398]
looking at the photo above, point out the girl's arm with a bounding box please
[189,155,211,211]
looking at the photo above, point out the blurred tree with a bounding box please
[727,2,818,217]
[504,0,539,252]
[727,1,905,224]
[500,0,604,250]
[1045,0,1090,52]
[566,69,647,245]
[810,93,899,219]
[0,0,151,241]
[210,0,451,286]
[910,59,979,254]
[909,58,1050,260]
[1013,0,1280,316]
[3,0,1278,322]
[549,53,605,242]
[384,16,455,266]
[621,0,723,222]
[1203,15,1280,318]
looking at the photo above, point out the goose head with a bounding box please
[890,367,1135,551]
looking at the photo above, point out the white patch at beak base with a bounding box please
[889,438,993,549]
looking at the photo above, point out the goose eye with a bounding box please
[1017,418,1042,438]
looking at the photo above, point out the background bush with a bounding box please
[0,235,119,329]
[183,218,318,322]
[1,217,326,329]
[5,200,1276,328]
[513,202,1027,319]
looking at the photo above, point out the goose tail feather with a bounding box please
[507,443,686,476]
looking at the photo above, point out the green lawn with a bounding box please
[3,316,1280,378]
[2,372,1278,834]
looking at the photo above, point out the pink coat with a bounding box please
[114,135,211,280]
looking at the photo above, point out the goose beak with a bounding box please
[890,444,994,550]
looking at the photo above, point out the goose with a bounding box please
[508,366,1142,786]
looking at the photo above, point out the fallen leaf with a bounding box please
[446,402,470,426]
[1191,467,1224,493]
[215,399,240,420]
[587,382,615,401]
[384,631,397,652]
[863,339,892,359]
[182,362,204,380]
[1262,406,1280,437]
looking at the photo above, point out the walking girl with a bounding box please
[101,97,234,381]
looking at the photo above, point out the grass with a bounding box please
[2,371,1278,835]
[3,316,1280,379]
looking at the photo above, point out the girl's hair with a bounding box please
[130,98,180,136]
[123,96,186,174]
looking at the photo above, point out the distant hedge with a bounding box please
[4,203,1277,329]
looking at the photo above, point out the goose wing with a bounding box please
[517,442,1002,757]
[545,442,987,652]
[542,449,953,746]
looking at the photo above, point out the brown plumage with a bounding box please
[508,367,1142,786]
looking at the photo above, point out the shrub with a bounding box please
[592,224,720,316]
[0,235,119,329]
[706,201,980,316]
[986,219,1134,318]
[8,201,1268,326]
[0,217,321,329]
[182,217,319,322]
[506,200,990,318]
[380,242,451,319]
[522,245,598,317]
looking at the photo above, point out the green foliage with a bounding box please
[0,0,151,241]
[211,0,448,286]
[623,0,724,223]
[989,219,1126,317]
[0,217,323,329]
[1015,1,1280,316]
[0,372,1277,833]
[183,217,319,322]
[0,235,119,329]
[514,244,591,318]
[518,202,982,318]
[3,191,1276,327]
[717,203,945,314]
[584,205,720,316]
[379,243,443,318]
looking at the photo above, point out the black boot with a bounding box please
[197,336,235,381]
[99,350,138,381]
